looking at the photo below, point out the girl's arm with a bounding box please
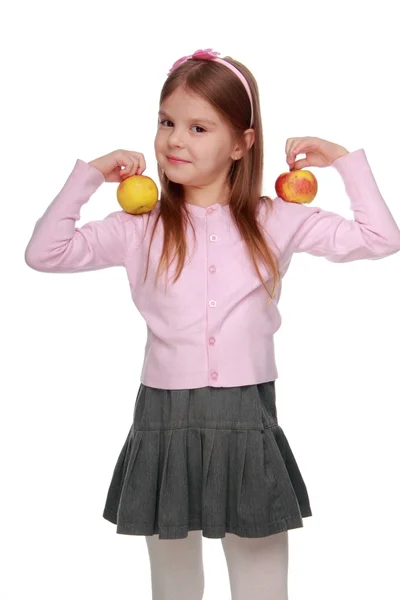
[274,149,400,262]
[24,160,144,272]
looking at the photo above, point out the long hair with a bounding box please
[143,55,281,305]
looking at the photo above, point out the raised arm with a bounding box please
[24,159,144,272]
[274,149,400,262]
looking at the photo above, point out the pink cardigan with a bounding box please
[25,149,400,389]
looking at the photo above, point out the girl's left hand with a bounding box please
[285,137,349,171]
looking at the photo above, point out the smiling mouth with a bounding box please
[167,156,190,164]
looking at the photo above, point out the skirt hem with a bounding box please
[102,508,312,539]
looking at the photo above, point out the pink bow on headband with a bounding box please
[169,48,220,73]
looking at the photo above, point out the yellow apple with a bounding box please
[117,175,158,214]
[275,169,318,204]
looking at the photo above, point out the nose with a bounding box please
[168,127,184,148]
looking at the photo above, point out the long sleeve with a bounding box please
[24,159,143,272]
[275,148,400,262]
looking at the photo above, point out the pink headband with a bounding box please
[168,48,254,128]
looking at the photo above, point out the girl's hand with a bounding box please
[285,137,349,171]
[88,149,146,183]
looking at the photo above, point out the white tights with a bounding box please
[145,529,289,600]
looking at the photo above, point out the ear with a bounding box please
[230,128,255,160]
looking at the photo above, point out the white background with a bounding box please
[2,0,400,598]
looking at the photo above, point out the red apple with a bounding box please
[275,169,318,204]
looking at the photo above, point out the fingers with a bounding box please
[286,137,313,170]
[130,151,146,175]
[290,158,307,171]
[285,138,296,158]
[119,151,146,179]
[285,138,300,169]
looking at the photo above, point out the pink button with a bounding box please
[206,207,214,215]
[209,336,216,345]
[209,300,217,307]
[209,265,216,273]
[210,234,218,242]
[211,371,219,381]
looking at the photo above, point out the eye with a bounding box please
[159,119,173,127]
[191,125,205,133]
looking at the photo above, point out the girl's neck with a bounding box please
[184,184,231,209]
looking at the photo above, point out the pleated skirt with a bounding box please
[102,380,312,539]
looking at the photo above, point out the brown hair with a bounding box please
[143,55,281,305]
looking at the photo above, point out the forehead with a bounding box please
[160,86,221,121]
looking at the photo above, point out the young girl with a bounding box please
[24,48,400,600]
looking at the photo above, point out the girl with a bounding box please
[24,48,400,600]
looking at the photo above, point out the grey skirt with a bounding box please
[102,381,312,539]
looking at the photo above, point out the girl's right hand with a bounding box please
[88,149,146,183]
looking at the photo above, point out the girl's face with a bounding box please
[154,86,240,188]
